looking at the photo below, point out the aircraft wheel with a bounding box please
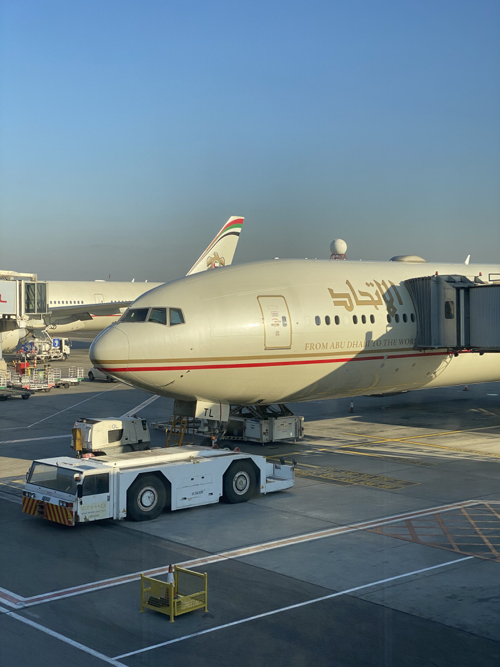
[127,475,167,521]
[88,371,95,381]
[222,461,257,503]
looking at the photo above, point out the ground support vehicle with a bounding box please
[22,447,295,526]
[20,333,71,361]
[0,374,32,400]
[72,417,151,456]
[88,367,116,382]
[52,367,85,388]
[9,369,55,393]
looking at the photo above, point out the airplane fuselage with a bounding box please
[90,259,500,405]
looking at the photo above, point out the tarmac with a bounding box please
[1,343,500,666]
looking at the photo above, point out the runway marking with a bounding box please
[0,605,125,666]
[294,462,417,489]
[120,394,160,418]
[26,386,119,428]
[0,434,70,445]
[371,503,500,562]
[341,430,500,459]
[4,499,488,610]
[114,556,473,659]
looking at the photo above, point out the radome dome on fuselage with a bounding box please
[89,258,500,405]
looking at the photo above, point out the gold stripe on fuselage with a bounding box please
[94,346,440,366]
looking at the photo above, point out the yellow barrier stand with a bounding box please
[140,565,208,622]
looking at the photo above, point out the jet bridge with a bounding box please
[0,272,49,366]
[405,274,500,352]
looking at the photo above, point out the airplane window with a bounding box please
[411,313,415,322]
[58,301,60,304]
[335,316,340,325]
[370,315,375,324]
[148,308,167,325]
[403,314,407,323]
[387,315,392,323]
[353,315,358,324]
[121,308,150,322]
[170,308,184,326]
[361,315,366,324]
[325,316,331,325]
[315,316,321,325]
[395,314,400,323]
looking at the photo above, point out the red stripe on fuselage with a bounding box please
[97,350,455,374]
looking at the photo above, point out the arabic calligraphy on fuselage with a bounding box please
[328,280,403,317]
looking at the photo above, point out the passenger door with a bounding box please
[257,296,292,349]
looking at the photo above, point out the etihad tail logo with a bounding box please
[328,279,403,317]
[206,252,225,269]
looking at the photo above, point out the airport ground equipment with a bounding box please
[222,405,304,445]
[140,566,208,622]
[172,400,305,446]
[405,275,500,352]
[22,446,295,525]
[72,417,151,456]
[21,332,71,361]
[88,367,116,382]
[9,369,55,393]
[0,373,32,400]
[52,367,85,388]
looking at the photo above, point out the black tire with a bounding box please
[21,394,30,400]
[222,460,257,503]
[88,371,95,381]
[62,383,70,389]
[0,396,8,401]
[127,474,167,521]
[106,375,114,383]
[62,353,67,361]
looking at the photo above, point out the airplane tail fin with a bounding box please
[186,216,244,276]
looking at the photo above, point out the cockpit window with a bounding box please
[170,308,184,326]
[121,308,149,322]
[120,306,184,326]
[148,308,167,325]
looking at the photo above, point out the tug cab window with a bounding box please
[82,473,109,496]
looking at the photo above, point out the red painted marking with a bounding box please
[0,295,7,303]
[97,350,451,374]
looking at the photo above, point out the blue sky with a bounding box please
[1,0,499,281]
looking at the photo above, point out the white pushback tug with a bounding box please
[22,445,294,526]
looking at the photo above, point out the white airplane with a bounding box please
[0,216,244,352]
[89,254,500,426]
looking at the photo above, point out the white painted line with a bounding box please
[115,556,473,659]
[0,587,24,607]
[21,499,483,608]
[0,491,22,505]
[0,434,69,445]
[120,394,159,418]
[1,606,126,666]
[26,386,118,428]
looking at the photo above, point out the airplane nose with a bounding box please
[90,326,129,368]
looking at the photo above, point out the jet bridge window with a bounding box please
[148,308,167,325]
[445,301,455,319]
[121,308,150,322]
